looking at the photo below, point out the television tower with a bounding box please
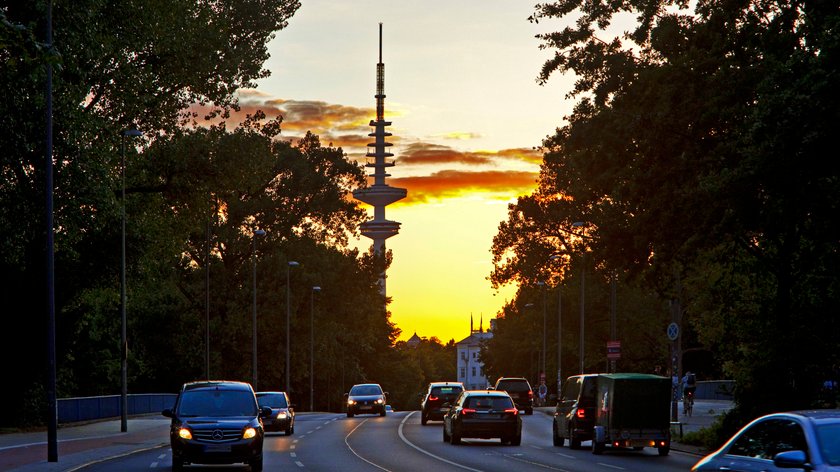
[352,23,407,296]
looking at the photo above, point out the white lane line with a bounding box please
[150,462,158,468]
[597,463,625,470]
[307,430,315,434]
[397,411,484,472]
[316,426,323,430]
[295,460,305,467]
[501,453,571,471]
[157,454,166,459]
[554,452,576,459]
[345,419,393,472]
[291,452,297,458]
[293,439,299,443]
[290,445,296,450]
[530,445,544,450]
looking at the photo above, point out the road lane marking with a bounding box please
[597,463,625,470]
[295,460,305,467]
[500,453,571,471]
[150,461,158,468]
[345,419,393,471]
[397,411,484,472]
[554,452,576,459]
[291,452,297,458]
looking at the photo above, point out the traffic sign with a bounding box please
[607,341,621,360]
[667,322,679,341]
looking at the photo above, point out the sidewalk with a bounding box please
[0,415,169,472]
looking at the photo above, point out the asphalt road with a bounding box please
[76,410,703,472]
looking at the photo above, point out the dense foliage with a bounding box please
[0,0,454,426]
[486,0,840,434]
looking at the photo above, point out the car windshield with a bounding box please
[431,386,462,396]
[256,393,288,409]
[177,389,258,417]
[497,380,529,392]
[465,396,514,410]
[350,385,382,396]
[816,423,840,466]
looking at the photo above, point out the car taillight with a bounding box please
[504,408,518,415]
[461,408,476,415]
[576,409,586,419]
[528,390,533,399]
[429,396,438,401]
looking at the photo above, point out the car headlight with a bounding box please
[375,398,384,404]
[178,427,192,440]
[278,411,288,419]
[347,399,356,406]
[243,427,257,439]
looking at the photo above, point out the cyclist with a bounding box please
[682,371,697,414]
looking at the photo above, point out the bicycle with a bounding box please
[683,389,694,417]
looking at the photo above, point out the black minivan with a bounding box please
[163,381,272,471]
[553,374,599,448]
[493,377,534,415]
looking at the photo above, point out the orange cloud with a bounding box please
[389,170,538,204]
[398,143,542,167]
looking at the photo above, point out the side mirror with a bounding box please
[162,408,174,418]
[259,406,273,418]
[773,450,808,468]
[487,387,494,390]
[343,393,349,398]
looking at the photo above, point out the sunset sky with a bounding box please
[247,1,578,343]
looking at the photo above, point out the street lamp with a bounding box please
[310,286,321,411]
[571,221,586,374]
[286,261,300,392]
[120,128,142,433]
[252,229,266,390]
[549,254,564,396]
[536,281,546,386]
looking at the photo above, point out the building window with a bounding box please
[460,351,466,361]
[460,367,465,378]
[478,366,482,376]
[472,366,476,376]
[472,352,477,359]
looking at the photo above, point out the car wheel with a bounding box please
[442,424,450,442]
[249,455,263,471]
[285,423,292,435]
[450,429,461,445]
[380,408,386,417]
[552,422,564,447]
[347,410,354,418]
[421,412,428,425]
[592,440,605,455]
[172,457,184,472]
[658,445,670,456]
[569,428,581,449]
[511,434,521,446]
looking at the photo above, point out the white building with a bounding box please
[456,317,495,390]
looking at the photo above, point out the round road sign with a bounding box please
[667,322,679,341]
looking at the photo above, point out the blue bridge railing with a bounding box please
[57,393,176,424]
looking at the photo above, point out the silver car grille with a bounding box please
[192,427,242,442]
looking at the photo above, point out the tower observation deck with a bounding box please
[352,23,407,296]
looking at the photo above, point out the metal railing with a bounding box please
[57,393,176,424]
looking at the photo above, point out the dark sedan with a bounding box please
[442,390,522,446]
[256,391,295,435]
[345,383,388,417]
[692,410,840,471]
[420,381,464,425]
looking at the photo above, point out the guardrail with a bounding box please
[694,380,734,400]
[58,393,176,424]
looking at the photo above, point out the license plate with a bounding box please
[204,444,231,453]
[360,406,372,410]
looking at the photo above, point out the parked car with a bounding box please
[385,404,394,413]
[492,377,534,415]
[553,374,599,449]
[442,390,522,445]
[345,383,388,417]
[162,380,272,471]
[692,410,840,471]
[255,391,295,435]
[420,381,464,425]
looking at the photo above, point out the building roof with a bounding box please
[456,331,493,346]
[406,332,422,346]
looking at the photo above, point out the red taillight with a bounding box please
[461,408,476,415]
[504,408,518,415]
[528,390,533,399]
[576,409,586,419]
[429,396,438,401]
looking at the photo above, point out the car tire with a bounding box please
[421,412,428,425]
[285,423,292,435]
[443,424,450,442]
[450,430,461,445]
[511,434,521,446]
[172,457,184,472]
[658,445,670,456]
[592,440,605,455]
[553,422,564,447]
[249,455,263,472]
[569,428,581,449]
[380,408,386,417]
[347,410,354,418]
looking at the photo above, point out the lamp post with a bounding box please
[570,221,586,374]
[549,254,563,396]
[310,286,321,411]
[251,229,266,390]
[120,128,142,433]
[286,261,300,392]
[536,281,546,383]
